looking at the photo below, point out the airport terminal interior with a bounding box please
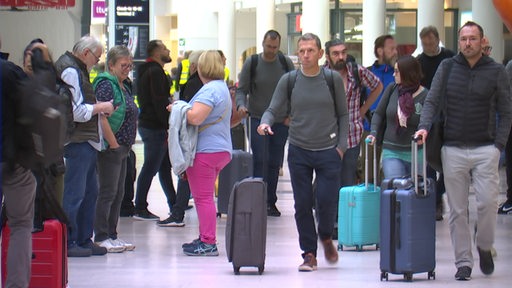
[67,141,512,288]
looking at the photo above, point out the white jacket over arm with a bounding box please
[168,101,198,176]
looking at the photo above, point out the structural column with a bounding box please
[473,0,505,63]
[362,0,386,66]
[218,0,236,81]
[417,0,444,46]
[256,0,275,53]
[301,0,329,56]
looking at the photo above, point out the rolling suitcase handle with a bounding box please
[411,137,427,196]
[364,138,378,190]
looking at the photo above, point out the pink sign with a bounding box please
[92,0,105,18]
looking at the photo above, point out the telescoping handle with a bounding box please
[411,136,427,196]
[364,138,378,189]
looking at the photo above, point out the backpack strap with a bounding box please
[249,54,258,93]
[287,68,337,116]
[278,52,292,73]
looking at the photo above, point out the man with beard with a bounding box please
[325,39,382,189]
[133,40,176,220]
[417,26,456,221]
[360,35,398,183]
[415,21,512,281]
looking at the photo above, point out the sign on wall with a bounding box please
[114,0,150,61]
[0,0,75,9]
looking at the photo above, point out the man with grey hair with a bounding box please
[55,35,114,257]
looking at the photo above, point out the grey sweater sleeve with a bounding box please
[332,71,349,152]
[260,73,289,127]
[494,65,512,150]
[370,83,395,137]
[235,56,252,110]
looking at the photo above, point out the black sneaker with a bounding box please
[80,240,107,256]
[454,266,472,280]
[267,205,281,217]
[477,246,494,275]
[497,200,512,214]
[157,215,185,227]
[67,244,92,257]
[133,209,159,221]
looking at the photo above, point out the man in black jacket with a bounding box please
[416,21,512,281]
[157,50,203,227]
[133,40,176,220]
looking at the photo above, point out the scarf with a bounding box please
[397,83,420,127]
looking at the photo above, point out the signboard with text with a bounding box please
[115,0,150,61]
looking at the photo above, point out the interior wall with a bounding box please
[0,7,82,67]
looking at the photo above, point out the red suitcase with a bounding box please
[2,219,68,288]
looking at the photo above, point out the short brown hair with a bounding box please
[373,35,394,58]
[396,55,423,87]
[419,26,440,40]
[198,50,225,80]
[458,21,484,39]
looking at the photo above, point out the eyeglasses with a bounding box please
[121,63,133,70]
[87,48,101,63]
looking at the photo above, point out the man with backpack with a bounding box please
[324,39,382,189]
[257,32,348,271]
[236,29,295,217]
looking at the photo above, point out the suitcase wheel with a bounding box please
[404,273,413,282]
[337,244,343,251]
[233,266,240,275]
[380,271,388,281]
[375,244,379,250]
[216,212,222,218]
[428,271,435,280]
[356,245,362,252]
[258,265,264,275]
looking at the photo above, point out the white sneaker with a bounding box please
[112,238,136,251]
[96,239,125,253]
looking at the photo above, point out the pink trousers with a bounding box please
[186,152,231,244]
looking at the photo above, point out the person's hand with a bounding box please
[237,106,249,118]
[100,100,115,116]
[414,129,428,145]
[366,135,376,145]
[336,147,344,159]
[166,103,172,112]
[257,124,273,135]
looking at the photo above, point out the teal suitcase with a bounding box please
[338,141,380,251]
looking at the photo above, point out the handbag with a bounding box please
[425,59,454,173]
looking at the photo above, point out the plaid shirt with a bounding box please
[345,64,381,148]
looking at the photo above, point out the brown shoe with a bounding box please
[298,253,317,272]
[322,238,338,264]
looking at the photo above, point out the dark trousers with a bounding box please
[171,178,191,221]
[121,149,136,213]
[287,144,341,257]
[135,127,176,212]
[95,145,130,242]
[250,117,288,206]
[506,126,512,201]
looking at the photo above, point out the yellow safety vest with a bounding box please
[224,66,230,82]
[179,59,190,85]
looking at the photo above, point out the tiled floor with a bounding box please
[67,142,512,288]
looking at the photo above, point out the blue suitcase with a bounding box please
[338,141,380,251]
[380,140,436,282]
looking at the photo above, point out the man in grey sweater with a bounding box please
[258,33,349,272]
[236,30,295,217]
[415,21,512,281]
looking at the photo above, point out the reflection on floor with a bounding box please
[67,142,512,288]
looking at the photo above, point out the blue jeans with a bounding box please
[62,142,99,247]
[287,144,341,257]
[382,156,424,179]
[135,127,176,212]
[340,145,361,187]
[250,117,288,206]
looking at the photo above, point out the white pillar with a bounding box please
[256,0,275,53]
[473,0,505,63]
[301,0,329,59]
[417,0,445,44]
[362,0,386,66]
[218,0,236,81]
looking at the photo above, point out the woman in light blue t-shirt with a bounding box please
[181,50,232,256]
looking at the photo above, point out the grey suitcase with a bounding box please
[225,177,267,275]
[380,139,436,282]
[217,149,253,215]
